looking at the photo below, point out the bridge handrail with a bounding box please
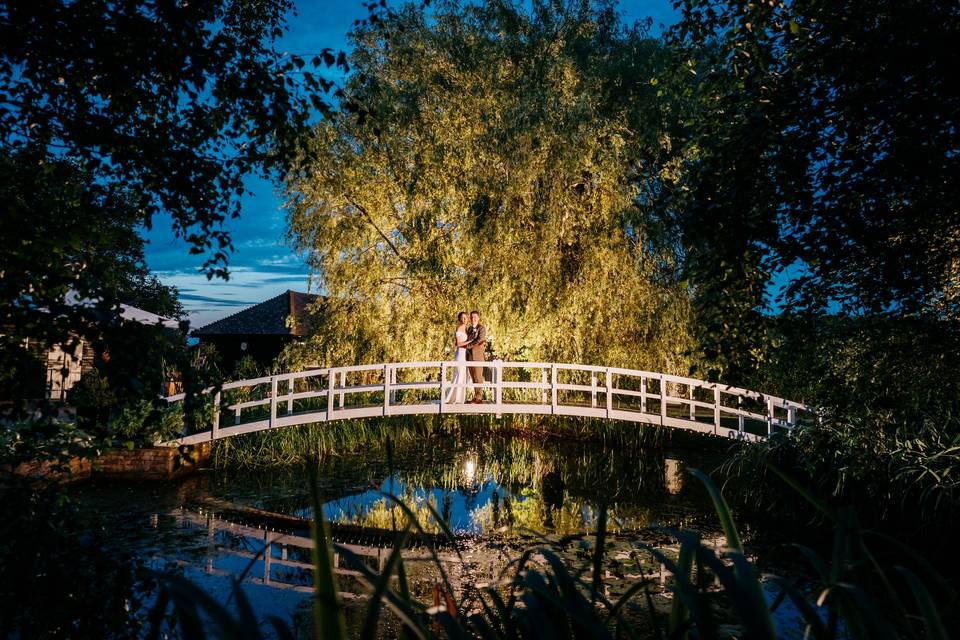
[159,360,815,447]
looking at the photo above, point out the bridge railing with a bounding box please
[160,361,815,446]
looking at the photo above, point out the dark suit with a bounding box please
[465,323,486,401]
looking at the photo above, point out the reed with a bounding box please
[145,465,955,639]
[210,414,667,469]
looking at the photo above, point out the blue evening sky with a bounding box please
[143,1,679,328]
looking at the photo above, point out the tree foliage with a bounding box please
[0,147,184,407]
[0,0,345,411]
[0,0,342,276]
[285,0,692,371]
[654,0,960,379]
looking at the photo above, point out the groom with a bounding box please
[465,310,486,404]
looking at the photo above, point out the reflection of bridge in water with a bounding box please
[170,506,715,602]
[172,508,467,599]
[161,361,815,446]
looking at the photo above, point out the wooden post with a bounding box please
[541,368,548,405]
[287,377,294,414]
[551,364,558,414]
[495,360,503,418]
[591,372,597,408]
[689,384,695,421]
[767,397,775,436]
[714,387,721,435]
[659,376,667,424]
[326,369,335,421]
[212,390,221,441]
[338,370,346,409]
[605,369,612,418]
[439,362,446,413]
[788,406,797,430]
[384,364,392,416]
[738,395,745,434]
[640,376,647,414]
[269,377,278,428]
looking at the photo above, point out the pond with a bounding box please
[60,425,807,637]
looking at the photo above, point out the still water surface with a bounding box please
[70,429,743,636]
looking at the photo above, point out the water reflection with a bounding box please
[170,508,465,598]
[67,430,727,636]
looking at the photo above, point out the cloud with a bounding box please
[178,293,259,306]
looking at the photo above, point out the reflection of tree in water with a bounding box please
[203,424,724,535]
[441,490,453,524]
[540,467,565,529]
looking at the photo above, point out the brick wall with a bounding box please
[10,442,211,483]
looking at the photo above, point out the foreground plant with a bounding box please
[146,464,955,638]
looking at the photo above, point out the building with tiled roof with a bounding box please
[193,290,322,368]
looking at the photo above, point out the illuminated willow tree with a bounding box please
[284,0,692,371]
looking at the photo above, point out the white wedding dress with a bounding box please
[445,329,468,404]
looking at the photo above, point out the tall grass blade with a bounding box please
[864,531,957,599]
[689,468,742,552]
[230,577,261,638]
[145,586,171,640]
[334,544,430,637]
[591,500,608,605]
[666,532,697,636]
[643,590,664,640]
[360,521,413,640]
[538,550,614,639]
[832,582,898,640]
[895,566,950,640]
[383,493,459,603]
[768,577,829,639]
[791,543,830,582]
[265,616,296,640]
[152,571,251,638]
[307,463,347,640]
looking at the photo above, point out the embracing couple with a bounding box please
[445,310,486,404]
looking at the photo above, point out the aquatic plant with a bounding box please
[145,464,954,638]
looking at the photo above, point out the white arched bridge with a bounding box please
[160,360,814,447]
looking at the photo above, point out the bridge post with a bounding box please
[605,369,612,418]
[326,368,336,421]
[541,368,548,405]
[766,397,774,436]
[270,377,278,428]
[788,405,797,430]
[338,370,347,409]
[384,364,391,416]
[690,384,697,421]
[591,372,597,408]
[738,396,745,434]
[640,376,647,414]
[551,364,558,414]
[287,378,294,415]
[659,376,667,424]
[439,362,446,413]
[713,387,720,435]
[211,391,221,441]
[495,360,503,418]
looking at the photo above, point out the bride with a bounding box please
[445,311,471,404]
